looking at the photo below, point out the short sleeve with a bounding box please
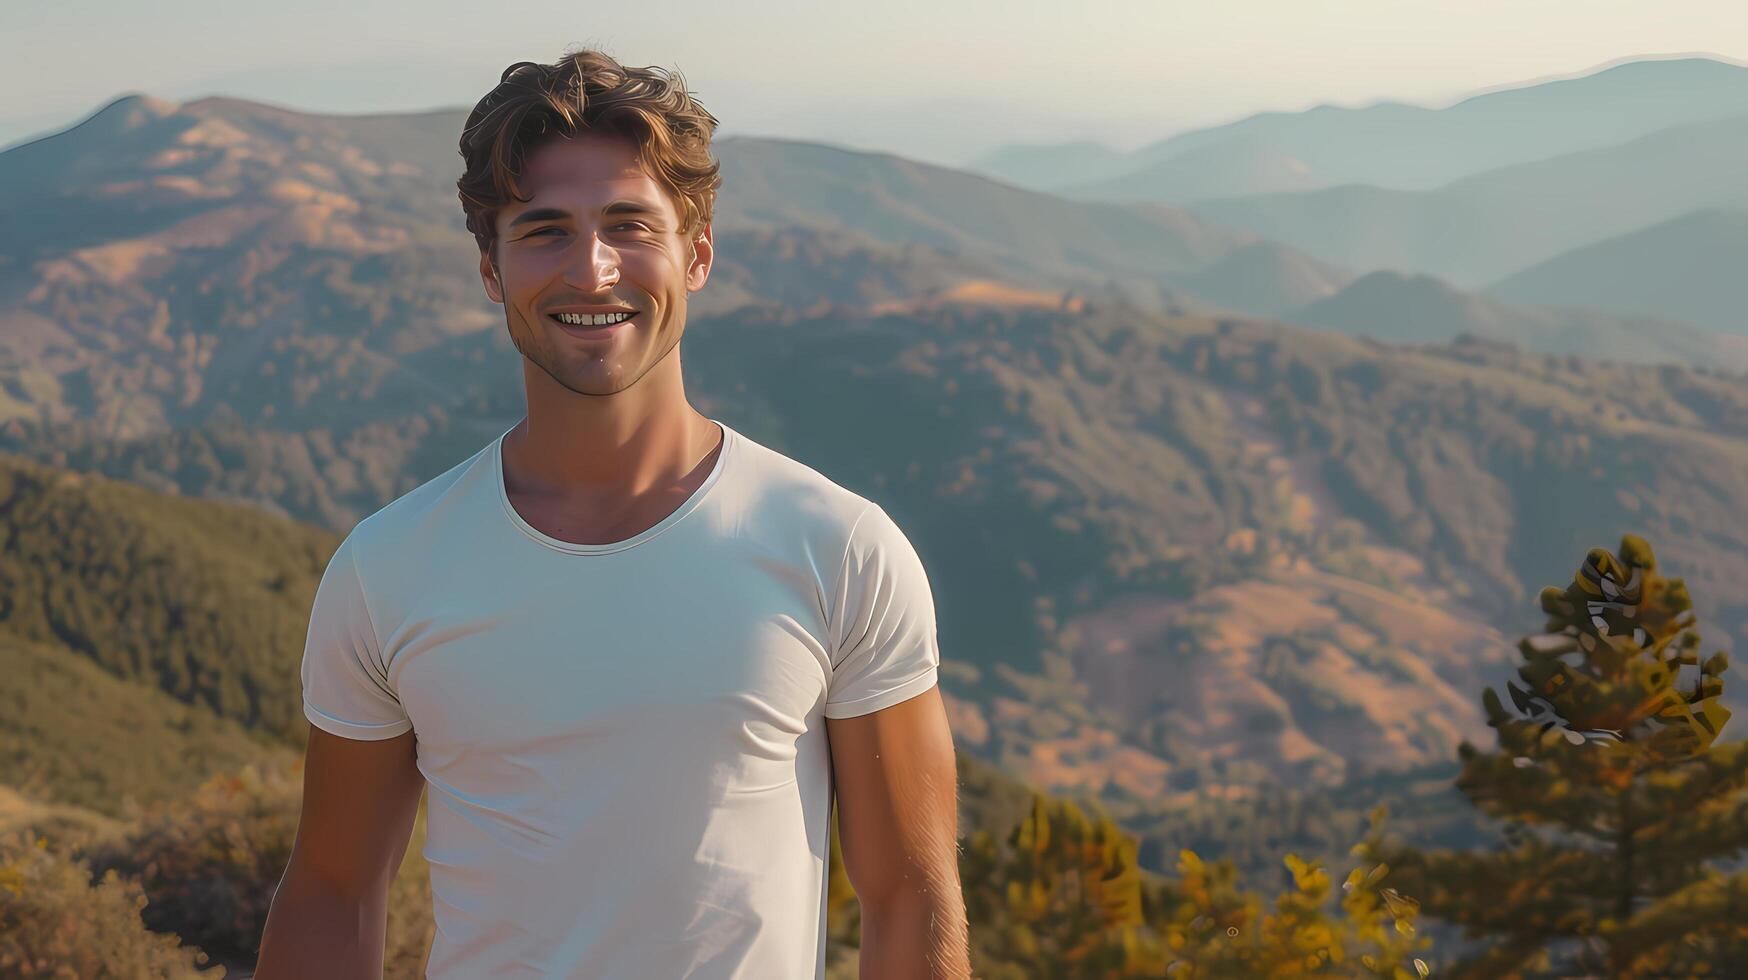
[300,534,413,740]
[824,504,941,719]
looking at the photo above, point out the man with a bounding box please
[256,49,970,979]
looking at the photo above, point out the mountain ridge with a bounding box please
[1488,207,1748,335]
[974,56,1748,204]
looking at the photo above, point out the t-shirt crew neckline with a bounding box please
[493,419,735,556]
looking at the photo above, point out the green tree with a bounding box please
[1360,534,1748,977]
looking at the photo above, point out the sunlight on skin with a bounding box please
[829,686,972,978]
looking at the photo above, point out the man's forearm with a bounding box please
[255,871,390,980]
[859,892,972,979]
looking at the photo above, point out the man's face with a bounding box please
[479,131,713,397]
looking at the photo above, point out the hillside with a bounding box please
[25,285,1743,807]
[0,631,294,819]
[0,456,336,738]
[683,300,1748,796]
[13,276,1748,809]
[1488,207,1748,335]
[1290,269,1748,369]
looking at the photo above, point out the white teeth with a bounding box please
[555,311,634,326]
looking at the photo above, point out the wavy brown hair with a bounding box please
[456,48,723,263]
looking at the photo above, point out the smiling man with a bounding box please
[255,49,969,980]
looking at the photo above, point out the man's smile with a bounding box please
[547,310,638,339]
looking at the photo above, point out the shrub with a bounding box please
[0,830,216,977]
[88,762,434,976]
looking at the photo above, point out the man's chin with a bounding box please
[518,354,623,397]
[547,372,628,398]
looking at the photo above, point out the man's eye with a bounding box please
[526,224,644,238]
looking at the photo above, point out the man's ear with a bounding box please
[686,222,713,293]
[479,246,505,304]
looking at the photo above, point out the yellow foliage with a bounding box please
[0,830,217,977]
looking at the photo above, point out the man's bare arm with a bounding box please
[828,685,970,979]
[255,725,425,980]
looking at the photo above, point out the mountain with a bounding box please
[1185,241,1354,317]
[1186,109,1748,286]
[1051,136,1325,206]
[1487,208,1748,335]
[9,91,1748,813]
[698,299,1748,785]
[959,139,1138,194]
[0,91,1364,452]
[1289,270,1748,369]
[712,135,1252,298]
[710,139,1365,318]
[972,57,1748,202]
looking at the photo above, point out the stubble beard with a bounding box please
[508,308,685,399]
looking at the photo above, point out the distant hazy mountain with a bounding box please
[1289,270,1748,369]
[1488,208,1748,335]
[1189,109,1748,286]
[1184,241,1354,316]
[1198,252,1748,375]
[1052,135,1325,207]
[954,139,1137,194]
[971,57,1748,202]
[712,135,1253,301]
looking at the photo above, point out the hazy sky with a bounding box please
[4,0,1747,166]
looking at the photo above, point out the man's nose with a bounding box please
[563,231,621,291]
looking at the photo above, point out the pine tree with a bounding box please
[1358,534,1748,977]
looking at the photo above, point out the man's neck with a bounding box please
[504,353,720,503]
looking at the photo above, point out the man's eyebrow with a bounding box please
[602,200,663,218]
[506,201,663,228]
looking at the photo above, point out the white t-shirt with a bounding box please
[299,418,941,979]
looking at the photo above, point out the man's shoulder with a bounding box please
[729,436,931,596]
[721,425,883,544]
[344,435,498,558]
